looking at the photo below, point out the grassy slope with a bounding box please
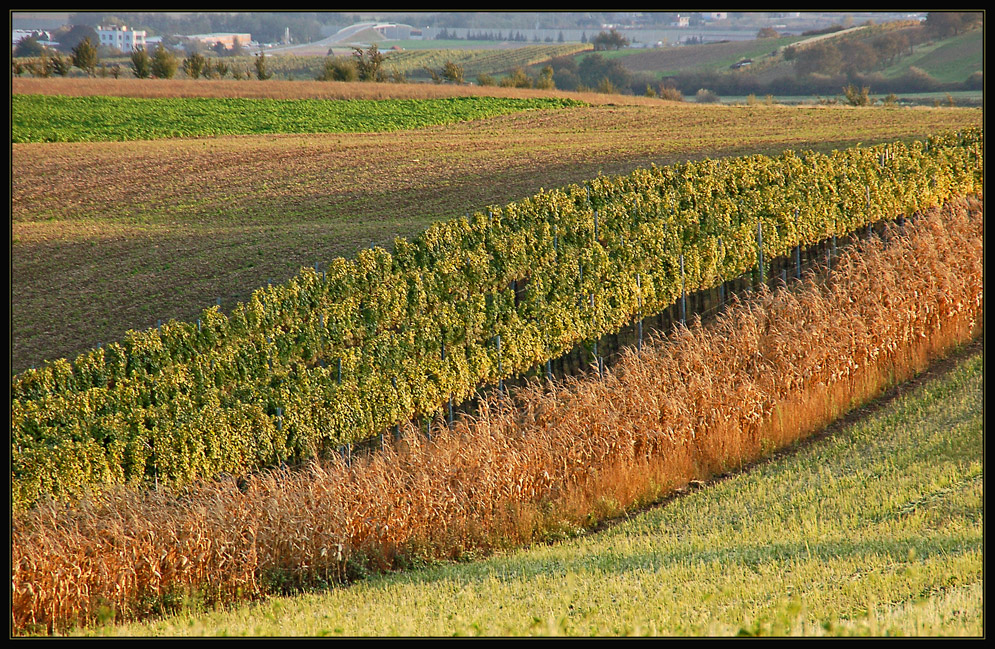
[94,342,984,637]
[612,26,981,90]
[600,35,803,77]
[878,28,983,82]
[9,89,981,373]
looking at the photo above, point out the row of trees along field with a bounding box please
[10,129,982,511]
[12,40,276,81]
[785,11,982,77]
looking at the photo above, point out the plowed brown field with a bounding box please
[10,78,981,371]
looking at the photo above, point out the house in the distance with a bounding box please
[97,24,146,51]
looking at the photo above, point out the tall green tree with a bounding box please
[55,24,98,52]
[50,52,72,77]
[317,57,358,81]
[213,59,231,79]
[14,36,44,58]
[151,43,178,79]
[30,50,53,77]
[925,11,982,38]
[182,51,208,79]
[254,51,272,80]
[843,83,871,106]
[793,41,844,76]
[592,29,629,51]
[353,44,387,82]
[130,46,152,78]
[71,37,99,76]
[441,60,464,84]
[535,65,555,90]
[872,32,910,66]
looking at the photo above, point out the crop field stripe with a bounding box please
[11,197,983,635]
[10,94,584,143]
[100,346,985,637]
[9,129,983,510]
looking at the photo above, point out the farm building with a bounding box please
[97,25,147,51]
[186,32,253,49]
[372,23,418,40]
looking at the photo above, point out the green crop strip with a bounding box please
[10,95,585,143]
[10,128,983,510]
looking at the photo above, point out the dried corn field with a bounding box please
[10,196,984,636]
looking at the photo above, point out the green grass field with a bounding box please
[599,35,803,77]
[90,342,983,637]
[11,94,581,143]
[878,28,983,83]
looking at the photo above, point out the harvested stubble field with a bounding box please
[11,197,983,635]
[10,78,981,373]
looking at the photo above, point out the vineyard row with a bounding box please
[10,128,983,510]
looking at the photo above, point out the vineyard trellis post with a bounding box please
[794,209,802,280]
[756,220,765,288]
[680,253,686,326]
[392,377,401,441]
[496,333,503,393]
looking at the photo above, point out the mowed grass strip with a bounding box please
[94,345,984,637]
[11,94,583,143]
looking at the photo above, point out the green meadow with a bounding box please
[11,94,583,143]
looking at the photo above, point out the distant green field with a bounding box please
[879,28,983,83]
[387,43,590,78]
[11,94,583,142]
[598,35,804,78]
[96,346,984,637]
[608,25,981,88]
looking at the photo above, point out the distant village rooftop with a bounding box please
[186,32,254,48]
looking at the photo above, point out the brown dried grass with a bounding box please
[10,77,667,106]
[10,196,983,635]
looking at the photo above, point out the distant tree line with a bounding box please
[435,28,535,42]
[776,14,981,80]
[655,13,982,99]
[543,53,634,93]
[660,67,982,98]
[433,28,568,43]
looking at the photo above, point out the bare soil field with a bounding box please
[10,79,981,371]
